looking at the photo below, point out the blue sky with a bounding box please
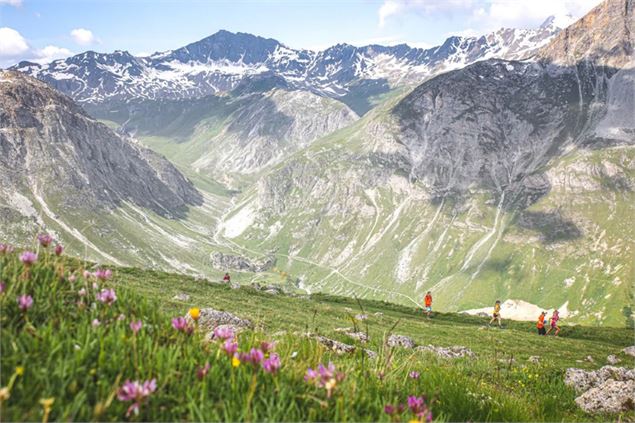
[0,0,601,67]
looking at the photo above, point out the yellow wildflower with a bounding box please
[232,356,241,368]
[0,387,10,401]
[15,366,24,376]
[40,398,54,423]
[40,397,54,410]
[188,307,201,321]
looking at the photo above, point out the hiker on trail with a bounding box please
[537,311,547,335]
[546,309,560,336]
[424,291,433,318]
[489,300,502,328]
[223,273,231,284]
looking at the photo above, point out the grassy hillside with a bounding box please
[1,245,632,422]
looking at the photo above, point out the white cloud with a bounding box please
[0,0,22,6]
[0,27,72,67]
[379,0,403,28]
[33,45,73,64]
[0,27,29,57]
[482,0,602,29]
[70,28,96,46]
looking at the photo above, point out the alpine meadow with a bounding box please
[0,0,634,421]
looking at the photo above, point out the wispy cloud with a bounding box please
[377,0,601,31]
[0,0,22,7]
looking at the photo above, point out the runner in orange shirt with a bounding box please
[424,291,433,319]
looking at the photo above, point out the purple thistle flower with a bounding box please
[37,233,53,248]
[221,340,238,357]
[262,353,281,374]
[17,294,33,311]
[196,362,211,380]
[20,251,37,266]
[54,244,64,256]
[213,325,235,340]
[117,379,157,417]
[96,288,117,305]
[93,269,112,281]
[409,371,420,379]
[130,320,142,335]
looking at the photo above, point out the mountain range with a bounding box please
[2,0,633,326]
[11,16,567,116]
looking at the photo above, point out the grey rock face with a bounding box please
[387,334,416,349]
[210,252,275,272]
[564,366,635,394]
[623,346,635,357]
[416,345,476,359]
[392,59,620,205]
[0,71,201,219]
[314,336,356,354]
[607,354,621,365]
[172,293,191,302]
[184,308,253,334]
[574,379,635,414]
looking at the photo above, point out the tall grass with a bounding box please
[0,246,630,421]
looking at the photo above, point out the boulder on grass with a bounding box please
[575,379,635,414]
[387,334,416,349]
[416,345,476,359]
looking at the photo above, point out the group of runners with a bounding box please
[422,293,561,335]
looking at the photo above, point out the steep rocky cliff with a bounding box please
[0,71,201,219]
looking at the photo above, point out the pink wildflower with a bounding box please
[384,404,396,415]
[213,326,234,340]
[92,319,101,327]
[37,233,53,248]
[96,288,117,305]
[262,353,281,374]
[196,362,211,380]
[305,362,346,397]
[17,294,33,311]
[130,320,142,335]
[68,274,77,283]
[117,314,126,321]
[407,395,432,421]
[20,251,37,266]
[117,379,157,417]
[171,317,192,334]
[93,269,112,281]
[83,270,92,279]
[221,340,238,357]
[78,288,87,297]
[54,244,64,256]
[409,371,420,379]
[0,281,5,294]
